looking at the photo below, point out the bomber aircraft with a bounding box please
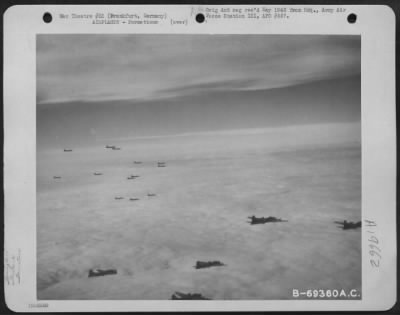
[248,216,288,225]
[334,220,362,230]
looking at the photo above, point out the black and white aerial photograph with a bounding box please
[37,34,361,300]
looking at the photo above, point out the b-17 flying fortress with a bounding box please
[335,220,362,230]
[247,216,288,225]
[105,145,121,150]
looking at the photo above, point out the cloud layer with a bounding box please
[37,35,360,104]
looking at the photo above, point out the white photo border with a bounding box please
[3,4,396,312]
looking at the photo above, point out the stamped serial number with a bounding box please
[292,289,361,299]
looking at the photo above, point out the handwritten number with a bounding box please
[369,250,382,259]
[370,260,380,267]
[368,236,379,244]
[369,244,381,252]
[364,219,377,227]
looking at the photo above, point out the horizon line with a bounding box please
[99,121,362,143]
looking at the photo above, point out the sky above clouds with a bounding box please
[37,35,360,148]
[37,35,360,104]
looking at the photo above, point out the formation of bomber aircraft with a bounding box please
[57,143,360,300]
